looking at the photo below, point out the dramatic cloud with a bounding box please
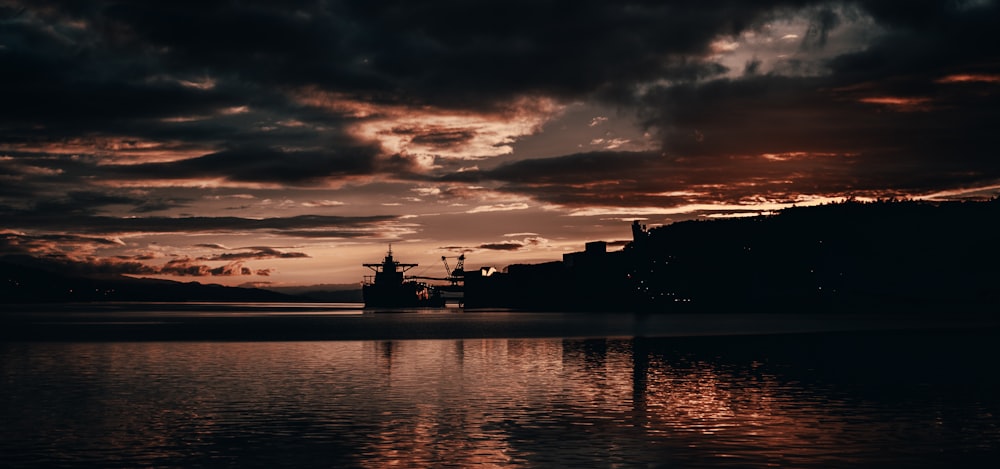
[444,236,550,253]
[2,212,400,237]
[478,242,525,251]
[1,231,124,257]
[159,258,258,277]
[0,235,273,278]
[195,246,311,261]
[109,146,381,186]
[297,91,563,162]
[436,234,550,254]
[2,0,998,283]
[477,148,984,214]
[48,255,270,278]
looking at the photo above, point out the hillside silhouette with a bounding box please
[1,256,295,303]
[465,198,1000,313]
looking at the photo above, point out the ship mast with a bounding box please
[363,245,417,274]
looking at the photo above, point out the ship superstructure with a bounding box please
[362,246,444,308]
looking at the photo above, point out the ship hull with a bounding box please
[362,247,446,308]
[363,282,445,308]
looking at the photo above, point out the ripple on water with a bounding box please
[2,330,1000,467]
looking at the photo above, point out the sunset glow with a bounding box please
[857,96,933,110]
[2,1,998,286]
[936,74,1000,84]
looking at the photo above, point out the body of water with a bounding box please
[2,304,999,467]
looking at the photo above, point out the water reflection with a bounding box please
[2,331,999,467]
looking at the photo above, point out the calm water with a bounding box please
[2,304,999,467]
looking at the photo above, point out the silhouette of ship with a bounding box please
[362,246,445,308]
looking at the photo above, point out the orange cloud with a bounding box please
[857,96,932,111]
[466,202,530,214]
[760,151,856,161]
[292,88,563,163]
[936,73,1000,84]
[96,177,283,189]
[1,137,214,164]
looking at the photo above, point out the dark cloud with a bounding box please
[0,14,246,134]
[335,0,819,106]
[161,258,253,277]
[80,257,262,277]
[478,149,980,209]
[438,236,547,253]
[5,1,996,192]
[0,232,122,256]
[800,7,841,49]
[0,248,274,279]
[193,243,228,249]
[1,0,826,127]
[31,191,139,215]
[743,58,763,76]
[2,212,399,237]
[4,1,995,125]
[478,242,524,251]
[110,146,379,185]
[279,230,381,239]
[24,190,191,215]
[2,0,999,284]
[0,232,288,278]
[627,1,1000,200]
[472,236,546,252]
[131,199,191,213]
[53,256,161,277]
[196,246,311,261]
[404,128,478,151]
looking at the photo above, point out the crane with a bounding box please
[441,254,465,286]
[407,253,467,291]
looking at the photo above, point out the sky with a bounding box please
[2,0,999,287]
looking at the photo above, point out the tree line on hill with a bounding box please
[464,198,1000,313]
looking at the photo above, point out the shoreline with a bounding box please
[3,306,998,342]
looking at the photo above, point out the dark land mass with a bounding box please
[464,198,1000,313]
[0,255,297,303]
[264,284,364,303]
[3,199,998,311]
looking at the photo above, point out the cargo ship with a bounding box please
[362,246,445,308]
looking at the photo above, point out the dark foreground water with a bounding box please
[2,304,999,467]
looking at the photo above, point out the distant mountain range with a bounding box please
[0,255,298,303]
[263,284,364,303]
[0,255,368,304]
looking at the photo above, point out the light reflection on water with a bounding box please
[2,332,999,467]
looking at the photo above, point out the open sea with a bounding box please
[2,303,999,467]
